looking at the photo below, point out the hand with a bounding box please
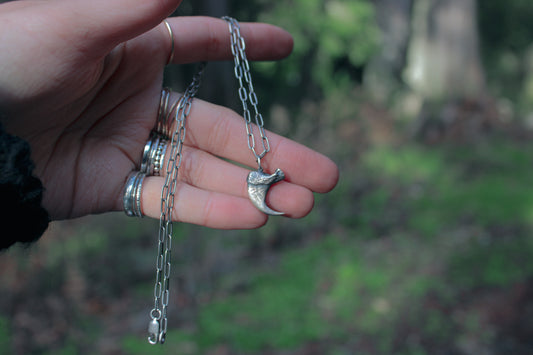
[0,0,338,229]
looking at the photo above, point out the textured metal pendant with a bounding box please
[247,168,285,216]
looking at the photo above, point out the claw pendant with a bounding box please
[247,168,285,216]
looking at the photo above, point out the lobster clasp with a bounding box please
[148,319,160,345]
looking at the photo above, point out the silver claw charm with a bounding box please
[247,168,285,216]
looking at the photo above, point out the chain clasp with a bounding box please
[148,318,160,345]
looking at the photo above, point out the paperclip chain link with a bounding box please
[222,16,270,168]
[148,62,206,345]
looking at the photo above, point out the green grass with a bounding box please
[119,137,533,354]
[0,316,11,355]
[448,235,533,288]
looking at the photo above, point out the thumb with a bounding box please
[56,0,182,58]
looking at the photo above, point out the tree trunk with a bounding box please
[403,0,497,143]
[372,0,414,79]
[404,0,485,100]
[365,0,414,103]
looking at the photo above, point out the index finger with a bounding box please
[165,16,294,63]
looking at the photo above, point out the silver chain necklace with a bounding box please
[148,62,205,345]
[223,16,286,216]
[148,16,284,345]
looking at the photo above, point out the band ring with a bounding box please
[123,171,147,217]
[154,87,173,139]
[152,139,168,176]
[141,135,168,176]
[163,20,175,65]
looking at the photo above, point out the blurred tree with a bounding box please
[404,0,485,100]
[365,0,414,103]
[372,0,413,80]
[401,0,497,142]
[172,0,380,124]
[256,0,379,103]
[478,0,533,118]
[478,0,533,59]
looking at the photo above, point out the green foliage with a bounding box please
[195,241,330,352]
[361,140,533,236]
[357,139,533,295]
[449,236,533,289]
[122,330,198,355]
[478,1,533,116]
[0,316,11,355]
[478,0,533,54]
[43,341,78,355]
[256,0,379,98]
[362,145,452,185]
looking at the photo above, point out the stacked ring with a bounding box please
[141,135,168,176]
[124,86,176,217]
[155,87,173,139]
[123,171,147,217]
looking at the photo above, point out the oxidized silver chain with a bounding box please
[223,16,271,167]
[148,62,206,345]
[222,16,286,216]
[148,17,285,345]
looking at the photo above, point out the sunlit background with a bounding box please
[2,0,533,354]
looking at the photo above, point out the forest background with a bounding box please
[2,0,533,354]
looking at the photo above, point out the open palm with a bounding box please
[0,0,338,229]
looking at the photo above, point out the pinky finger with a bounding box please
[140,176,268,229]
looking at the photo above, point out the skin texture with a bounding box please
[0,0,339,230]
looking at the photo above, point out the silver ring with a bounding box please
[163,20,175,65]
[123,171,146,217]
[154,87,179,139]
[140,135,168,176]
[140,136,155,173]
[152,138,168,176]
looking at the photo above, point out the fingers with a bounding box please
[181,97,339,194]
[135,141,315,225]
[165,146,316,218]
[140,169,315,229]
[55,0,183,58]
[47,1,292,63]
[141,176,267,229]
[130,92,338,226]
[151,92,338,194]
[164,17,294,63]
[22,1,293,67]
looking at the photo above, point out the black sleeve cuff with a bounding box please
[0,121,50,250]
